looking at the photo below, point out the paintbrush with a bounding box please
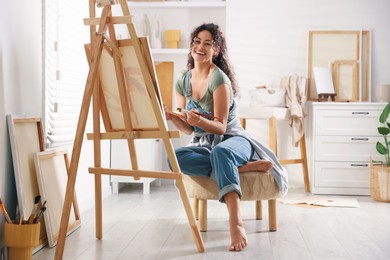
[28,195,41,224]
[15,204,20,224]
[0,198,12,224]
[19,212,23,225]
[176,108,221,120]
[34,200,47,223]
[34,206,47,223]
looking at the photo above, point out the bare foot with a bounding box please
[229,222,248,251]
[238,160,272,173]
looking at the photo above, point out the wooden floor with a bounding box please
[33,181,390,260]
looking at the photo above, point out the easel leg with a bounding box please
[175,177,205,252]
[54,6,111,260]
[192,198,199,220]
[93,62,103,239]
[269,117,278,155]
[300,136,310,192]
[95,176,103,238]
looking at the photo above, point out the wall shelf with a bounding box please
[151,48,188,55]
[127,1,226,9]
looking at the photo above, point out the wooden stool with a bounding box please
[183,172,281,232]
[239,106,310,192]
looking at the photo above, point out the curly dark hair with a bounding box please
[187,23,239,97]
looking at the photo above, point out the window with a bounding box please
[43,0,91,146]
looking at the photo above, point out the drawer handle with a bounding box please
[351,137,369,141]
[350,163,369,167]
[352,111,369,115]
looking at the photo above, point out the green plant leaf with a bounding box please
[379,102,390,123]
[376,141,388,155]
[378,127,390,135]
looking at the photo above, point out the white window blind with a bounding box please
[44,0,91,146]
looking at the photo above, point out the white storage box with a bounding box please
[249,87,286,108]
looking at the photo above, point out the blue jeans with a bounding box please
[170,136,253,202]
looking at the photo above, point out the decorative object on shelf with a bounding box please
[313,67,336,102]
[151,14,162,48]
[370,102,390,202]
[165,29,181,48]
[96,0,119,7]
[129,0,164,2]
[375,84,390,103]
[141,13,151,40]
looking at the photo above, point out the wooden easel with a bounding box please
[54,1,204,259]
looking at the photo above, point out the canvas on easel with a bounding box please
[54,1,204,259]
[86,38,161,130]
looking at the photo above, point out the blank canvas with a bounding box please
[313,67,335,95]
[34,149,81,247]
[7,114,47,250]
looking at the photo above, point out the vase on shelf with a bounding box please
[375,84,390,103]
[150,14,162,49]
[165,30,181,48]
[141,13,151,40]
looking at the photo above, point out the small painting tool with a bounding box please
[34,206,47,223]
[28,195,41,224]
[34,200,47,223]
[15,204,20,224]
[176,107,221,120]
[0,198,12,224]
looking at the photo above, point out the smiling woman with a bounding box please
[164,23,287,252]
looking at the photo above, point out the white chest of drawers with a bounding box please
[309,102,386,195]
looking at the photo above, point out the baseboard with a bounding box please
[78,185,112,213]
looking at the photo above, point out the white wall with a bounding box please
[227,0,390,96]
[226,0,390,188]
[0,1,43,257]
[0,1,111,256]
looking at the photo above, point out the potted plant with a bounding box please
[370,102,390,202]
